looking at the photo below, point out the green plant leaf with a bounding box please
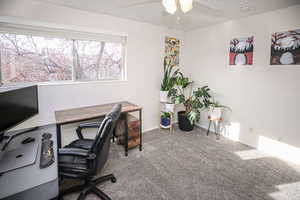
[172,94,185,104]
[161,112,171,118]
[161,63,180,91]
[187,110,200,124]
[168,88,177,98]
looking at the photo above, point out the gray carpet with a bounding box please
[62,126,300,200]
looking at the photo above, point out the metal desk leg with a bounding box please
[112,127,116,143]
[139,109,142,151]
[124,113,129,157]
[56,124,62,148]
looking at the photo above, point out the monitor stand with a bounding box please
[1,127,38,151]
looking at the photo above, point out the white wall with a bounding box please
[0,0,183,132]
[183,5,300,149]
[4,0,299,154]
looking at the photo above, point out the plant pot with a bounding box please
[177,111,194,131]
[161,116,171,126]
[165,103,175,113]
[208,107,222,120]
[160,91,168,102]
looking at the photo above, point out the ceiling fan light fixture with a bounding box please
[179,0,193,13]
[162,0,177,14]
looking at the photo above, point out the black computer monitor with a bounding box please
[0,85,39,141]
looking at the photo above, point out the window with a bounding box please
[73,40,123,81]
[0,31,125,85]
[0,34,73,84]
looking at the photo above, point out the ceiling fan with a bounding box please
[163,0,193,14]
[119,0,223,16]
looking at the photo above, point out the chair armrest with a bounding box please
[59,148,89,157]
[59,148,96,159]
[76,121,102,139]
[78,122,102,129]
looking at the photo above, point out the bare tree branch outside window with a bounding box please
[73,39,122,81]
[0,33,124,84]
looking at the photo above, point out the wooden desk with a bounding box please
[0,125,58,200]
[55,101,142,156]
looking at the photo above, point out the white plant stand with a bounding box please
[207,116,223,140]
[159,102,174,132]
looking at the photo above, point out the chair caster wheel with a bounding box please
[111,177,117,183]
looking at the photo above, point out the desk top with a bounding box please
[55,101,142,125]
[0,126,58,199]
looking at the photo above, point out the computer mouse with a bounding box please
[22,137,35,144]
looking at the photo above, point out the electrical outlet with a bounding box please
[249,128,254,133]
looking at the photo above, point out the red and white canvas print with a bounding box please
[229,36,254,66]
[271,29,300,65]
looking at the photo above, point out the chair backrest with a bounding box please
[89,104,122,172]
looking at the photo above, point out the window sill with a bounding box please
[0,79,128,89]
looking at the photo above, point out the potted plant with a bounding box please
[160,61,179,102]
[170,73,211,131]
[161,112,171,127]
[208,100,231,120]
[165,102,175,113]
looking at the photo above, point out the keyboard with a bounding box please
[39,133,55,169]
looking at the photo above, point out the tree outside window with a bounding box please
[0,33,124,85]
[73,40,122,81]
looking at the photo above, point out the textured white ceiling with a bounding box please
[37,0,300,31]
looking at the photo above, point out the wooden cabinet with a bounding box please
[115,114,141,149]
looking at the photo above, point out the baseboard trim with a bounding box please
[143,126,159,133]
[195,123,216,133]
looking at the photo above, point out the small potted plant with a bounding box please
[169,73,212,131]
[161,112,171,127]
[165,102,175,113]
[208,100,231,120]
[160,61,179,102]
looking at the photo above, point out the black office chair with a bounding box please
[58,104,122,200]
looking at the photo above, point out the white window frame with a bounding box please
[0,17,128,87]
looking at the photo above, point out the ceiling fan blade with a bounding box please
[193,2,224,16]
[194,0,224,9]
[119,0,161,8]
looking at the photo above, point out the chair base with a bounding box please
[59,174,116,200]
